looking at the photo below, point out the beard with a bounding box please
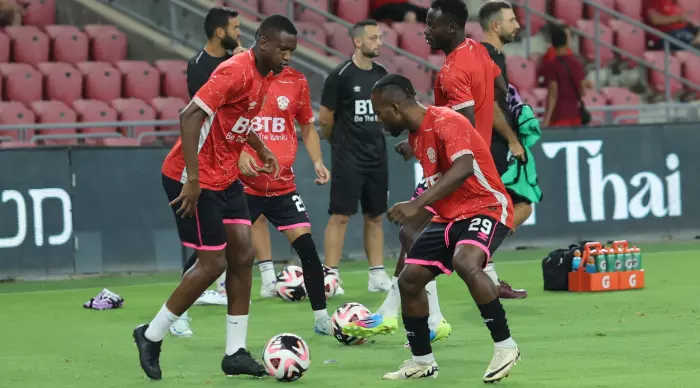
[221,35,239,51]
[361,46,380,58]
[499,30,517,44]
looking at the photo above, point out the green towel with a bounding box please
[501,104,543,204]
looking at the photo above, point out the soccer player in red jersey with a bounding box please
[371,74,520,382]
[133,15,297,381]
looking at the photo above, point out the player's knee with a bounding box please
[199,252,227,277]
[364,213,382,225]
[453,248,487,281]
[229,243,256,268]
[397,270,422,297]
[398,227,415,252]
[329,214,350,226]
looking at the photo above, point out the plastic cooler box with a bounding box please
[568,240,645,292]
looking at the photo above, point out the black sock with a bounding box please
[477,298,511,342]
[292,233,326,311]
[182,252,197,276]
[402,315,432,356]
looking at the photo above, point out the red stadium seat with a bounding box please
[396,23,430,58]
[297,0,329,25]
[580,91,607,125]
[325,23,354,58]
[151,97,185,142]
[393,56,432,95]
[576,21,614,66]
[83,24,119,36]
[506,56,536,93]
[676,0,700,21]
[101,137,140,147]
[552,0,583,26]
[260,0,288,16]
[117,61,161,102]
[0,141,36,148]
[378,57,397,74]
[84,25,127,65]
[295,22,327,55]
[0,101,35,141]
[608,20,645,65]
[30,100,78,145]
[513,0,546,34]
[154,59,187,73]
[428,53,445,69]
[518,90,542,108]
[585,0,615,24]
[4,26,50,66]
[377,22,399,62]
[19,0,56,27]
[531,87,548,105]
[614,0,642,21]
[464,22,484,42]
[220,0,260,21]
[336,0,370,24]
[643,51,682,95]
[600,87,640,124]
[0,32,9,63]
[37,62,82,106]
[0,63,42,106]
[675,51,700,97]
[154,60,189,100]
[44,25,89,65]
[77,61,122,102]
[72,99,119,140]
[111,98,156,140]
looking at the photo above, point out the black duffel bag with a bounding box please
[542,241,593,291]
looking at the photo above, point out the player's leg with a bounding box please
[134,176,229,380]
[450,216,520,383]
[324,166,363,295]
[252,214,277,298]
[360,165,391,292]
[219,181,265,377]
[169,252,197,337]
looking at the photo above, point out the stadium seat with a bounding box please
[393,56,432,95]
[675,51,700,97]
[117,61,161,102]
[585,0,614,24]
[396,23,430,58]
[44,25,89,65]
[643,51,682,95]
[600,87,640,124]
[336,0,370,24]
[30,100,78,145]
[580,91,607,125]
[428,53,445,70]
[506,56,536,93]
[518,90,542,108]
[77,61,122,102]
[0,32,9,63]
[220,0,260,21]
[0,101,35,141]
[676,0,700,20]
[101,137,140,147]
[0,63,42,106]
[0,140,36,148]
[296,0,329,25]
[295,22,327,55]
[110,98,156,140]
[552,0,583,26]
[325,23,354,57]
[260,0,288,16]
[151,97,185,143]
[378,57,397,74]
[576,21,614,66]
[608,20,645,65]
[72,99,119,139]
[377,22,398,62]
[4,26,50,66]
[37,62,82,106]
[19,0,56,27]
[154,59,187,73]
[84,25,128,65]
[464,22,484,42]
[154,60,189,101]
[614,0,642,21]
[531,87,548,105]
[513,0,546,34]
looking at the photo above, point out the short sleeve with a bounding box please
[186,61,210,99]
[296,79,315,125]
[436,115,475,163]
[192,67,244,116]
[439,69,475,111]
[320,71,340,110]
[491,58,502,78]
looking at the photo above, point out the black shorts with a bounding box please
[329,163,388,217]
[247,191,311,231]
[405,215,511,276]
[490,140,532,205]
[162,174,250,250]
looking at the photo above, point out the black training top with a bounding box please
[186,49,231,98]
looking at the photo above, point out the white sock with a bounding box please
[215,272,226,292]
[495,337,517,349]
[369,265,385,277]
[426,280,443,331]
[258,260,276,285]
[313,309,329,321]
[376,276,400,317]
[413,353,436,365]
[328,267,339,278]
[181,310,189,320]
[484,262,500,286]
[145,304,179,342]
[226,315,249,356]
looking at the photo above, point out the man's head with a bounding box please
[350,19,382,58]
[425,0,469,51]
[550,23,569,49]
[204,7,240,51]
[255,15,298,73]
[371,74,419,137]
[479,1,519,44]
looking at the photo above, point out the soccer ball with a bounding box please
[262,333,311,382]
[275,265,307,302]
[323,266,338,299]
[331,302,372,345]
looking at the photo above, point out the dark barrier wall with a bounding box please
[1,123,698,278]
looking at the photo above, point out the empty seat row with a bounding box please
[7,0,56,27]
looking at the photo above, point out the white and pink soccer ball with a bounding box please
[262,333,311,382]
[323,265,339,299]
[275,265,307,302]
[331,302,372,345]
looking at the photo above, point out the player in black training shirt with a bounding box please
[319,19,392,295]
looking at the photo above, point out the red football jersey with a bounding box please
[240,67,315,197]
[162,50,271,191]
[409,106,513,227]
[434,39,501,146]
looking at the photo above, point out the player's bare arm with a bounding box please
[246,131,280,177]
[493,104,525,161]
[394,139,414,160]
[318,106,334,140]
[300,122,330,185]
[455,106,476,127]
[169,101,207,218]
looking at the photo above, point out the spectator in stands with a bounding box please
[536,23,574,86]
[541,24,591,127]
[644,0,700,49]
[370,0,428,23]
[0,0,25,26]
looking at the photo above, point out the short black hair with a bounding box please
[430,0,469,28]
[372,74,416,102]
[204,7,238,39]
[550,24,568,48]
[478,1,512,31]
[257,14,297,40]
[350,19,378,39]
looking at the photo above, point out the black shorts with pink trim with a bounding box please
[411,181,437,215]
[162,175,251,251]
[405,215,511,276]
[247,191,311,231]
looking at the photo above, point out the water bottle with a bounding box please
[571,250,582,272]
[624,248,634,270]
[585,250,597,273]
[605,248,617,272]
[632,246,642,270]
[595,248,608,273]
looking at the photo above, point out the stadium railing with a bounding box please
[2,120,179,144]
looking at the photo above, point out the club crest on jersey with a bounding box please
[277,96,290,110]
[427,147,436,163]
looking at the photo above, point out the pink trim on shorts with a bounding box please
[223,219,252,225]
[444,221,454,247]
[195,209,203,247]
[182,242,227,251]
[405,258,453,275]
[277,222,311,231]
[425,206,436,215]
[456,240,491,261]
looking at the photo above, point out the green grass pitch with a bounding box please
[1,241,699,387]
